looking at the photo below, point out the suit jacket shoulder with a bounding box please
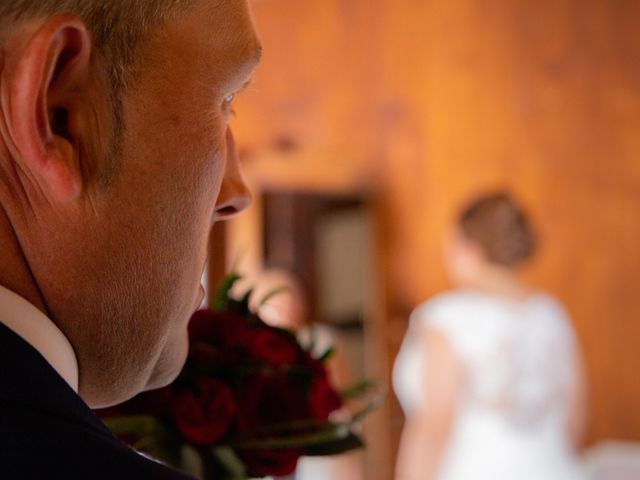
[0,322,193,480]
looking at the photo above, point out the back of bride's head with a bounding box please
[458,192,537,268]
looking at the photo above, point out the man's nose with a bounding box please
[213,129,252,221]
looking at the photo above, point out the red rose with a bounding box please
[297,355,343,419]
[233,372,307,477]
[188,310,253,366]
[189,310,248,347]
[250,327,301,366]
[309,372,343,419]
[238,448,302,477]
[173,377,236,446]
[234,372,309,436]
[141,385,179,417]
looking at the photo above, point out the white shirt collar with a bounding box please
[0,284,79,392]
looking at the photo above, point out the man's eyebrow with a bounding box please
[238,77,255,93]
[244,42,263,65]
[254,45,263,64]
[235,44,262,91]
[246,38,263,68]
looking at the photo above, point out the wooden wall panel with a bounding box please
[229,0,640,468]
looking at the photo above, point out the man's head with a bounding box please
[0,0,261,407]
[1,2,191,149]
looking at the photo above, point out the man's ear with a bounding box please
[2,14,92,203]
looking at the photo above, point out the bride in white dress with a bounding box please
[393,193,588,480]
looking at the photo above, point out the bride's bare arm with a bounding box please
[394,328,464,480]
[566,345,589,446]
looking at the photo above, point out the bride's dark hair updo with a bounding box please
[458,192,537,267]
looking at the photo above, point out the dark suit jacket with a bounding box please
[0,321,194,479]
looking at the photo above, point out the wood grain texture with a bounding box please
[227,0,640,472]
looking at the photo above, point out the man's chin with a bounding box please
[143,336,189,392]
[142,367,182,392]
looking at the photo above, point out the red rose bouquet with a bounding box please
[99,274,379,479]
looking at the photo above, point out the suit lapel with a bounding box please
[0,321,113,438]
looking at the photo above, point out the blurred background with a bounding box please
[205,1,640,479]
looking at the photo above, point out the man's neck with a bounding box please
[0,205,49,316]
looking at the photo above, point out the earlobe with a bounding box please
[1,14,91,203]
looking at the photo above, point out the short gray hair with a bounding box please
[1,1,196,91]
[1,1,197,182]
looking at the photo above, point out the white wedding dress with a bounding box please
[393,289,587,480]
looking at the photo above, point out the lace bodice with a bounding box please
[394,289,579,431]
[394,289,585,479]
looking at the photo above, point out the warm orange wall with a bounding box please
[233,0,640,452]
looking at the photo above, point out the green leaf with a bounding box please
[180,445,204,478]
[211,446,248,479]
[213,273,242,312]
[227,422,353,449]
[104,414,168,438]
[339,378,377,400]
[304,432,365,456]
[238,288,253,316]
[224,384,384,451]
[317,346,336,363]
[350,391,386,425]
[104,415,181,467]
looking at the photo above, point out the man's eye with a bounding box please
[223,94,236,117]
